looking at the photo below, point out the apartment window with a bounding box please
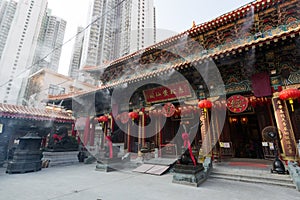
[48,84,65,96]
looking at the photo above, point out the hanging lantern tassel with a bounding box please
[289,99,294,112]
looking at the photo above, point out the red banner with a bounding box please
[143,81,192,103]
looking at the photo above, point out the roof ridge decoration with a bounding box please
[189,0,283,34]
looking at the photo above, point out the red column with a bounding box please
[89,122,95,146]
[71,123,76,137]
[83,117,90,146]
[127,123,131,152]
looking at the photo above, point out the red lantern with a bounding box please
[98,115,108,122]
[128,111,139,120]
[198,99,212,113]
[279,88,300,112]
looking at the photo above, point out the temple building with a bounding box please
[48,0,300,163]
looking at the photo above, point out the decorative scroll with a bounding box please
[143,81,192,103]
[272,97,297,157]
[226,95,248,113]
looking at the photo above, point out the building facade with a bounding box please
[32,9,67,73]
[0,0,48,105]
[0,0,17,60]
[24,68,97,108]
[69,27,84,79]
[80,0,156,70]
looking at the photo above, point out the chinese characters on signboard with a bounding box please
[143,81,192,103]
[272,97,297,157]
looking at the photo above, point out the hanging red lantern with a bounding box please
[98,115,108,122]
[279,88,300,112]
[128,111,139,120]
[198,99,212,113]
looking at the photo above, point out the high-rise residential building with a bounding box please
[68,26,84,79]
[80,0,156,69]
[32,9,66,73]
[0,0,48,105]
[0,0,17,60]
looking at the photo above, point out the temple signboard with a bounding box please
[272,97,297,158]
[226,95,249,113]
[143,81,192,104]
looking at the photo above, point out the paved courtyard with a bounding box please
[0,163,299,200]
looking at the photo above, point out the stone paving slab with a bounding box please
[0,163,299,200]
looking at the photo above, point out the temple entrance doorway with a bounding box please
[228,114,264,159]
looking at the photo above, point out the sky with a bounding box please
[47,0,254,75]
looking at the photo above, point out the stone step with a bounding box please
[210,170,296,189]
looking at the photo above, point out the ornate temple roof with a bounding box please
[49,25,300,101]
[0,103,74,122]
